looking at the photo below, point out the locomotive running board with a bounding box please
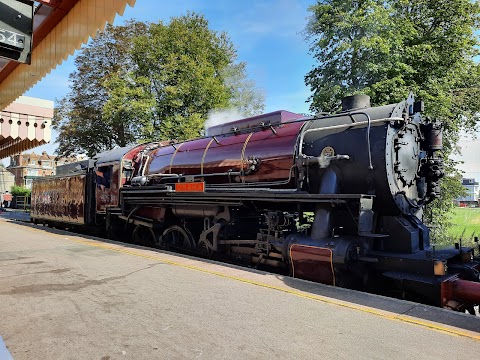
[120,186,373,206]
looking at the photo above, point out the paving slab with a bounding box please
[0,218,479,359]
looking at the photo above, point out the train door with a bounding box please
[95,162,121,212]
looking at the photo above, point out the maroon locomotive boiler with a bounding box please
[31,94,480,313]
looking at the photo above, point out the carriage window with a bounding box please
[96,166,112,190]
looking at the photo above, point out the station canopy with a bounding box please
[0,96,53,159]
[0,0,136,158]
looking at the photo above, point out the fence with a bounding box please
[12,195,31,211]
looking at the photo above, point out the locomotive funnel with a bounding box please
[341,94,371,111]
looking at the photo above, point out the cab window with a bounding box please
[96,166,112,190]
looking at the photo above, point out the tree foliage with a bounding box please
[54,13,264,157]
[304,0,480,242]
[54,21,147,157]
[10,185,31,197]
[129,12,265,141]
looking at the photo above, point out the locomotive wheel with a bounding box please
[198,240,213,258]
[158,225,194,250]
[131,225,156,246]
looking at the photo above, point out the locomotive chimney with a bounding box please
[341,95,371,112]
[423,122,443,151]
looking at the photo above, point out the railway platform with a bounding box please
[0,216,479,359]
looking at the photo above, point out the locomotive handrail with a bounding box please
[143,165,296,189]
[364,112,374,169]
[121,187,372,198]
[136,113,400,153]
[297,116,405,159]
[201,165,296,189]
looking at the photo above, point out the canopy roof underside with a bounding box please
[0,0,136,110]
[0,96,53,159]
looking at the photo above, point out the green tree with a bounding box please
[130,12,264,141]
[54,21,148,157]
[102,73,156,143]
[55,13,264,156]
[305,0,480,243]
[222,62,266,118]
[305,0,396,111]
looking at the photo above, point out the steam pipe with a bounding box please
[311,168,338,239]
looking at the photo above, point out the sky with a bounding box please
[7,0,480,180]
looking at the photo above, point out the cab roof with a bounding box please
[93,146,136,165]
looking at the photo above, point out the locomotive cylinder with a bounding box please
[172,205,221,218]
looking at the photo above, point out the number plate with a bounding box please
[175,182,206,192]
[0,28,25,51]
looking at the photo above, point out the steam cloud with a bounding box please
[204,109,246,133]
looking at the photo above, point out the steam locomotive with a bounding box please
[31,93,480,312]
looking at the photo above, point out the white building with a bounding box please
[457,178,479,204]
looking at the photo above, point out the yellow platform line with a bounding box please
[5,219,480,341]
